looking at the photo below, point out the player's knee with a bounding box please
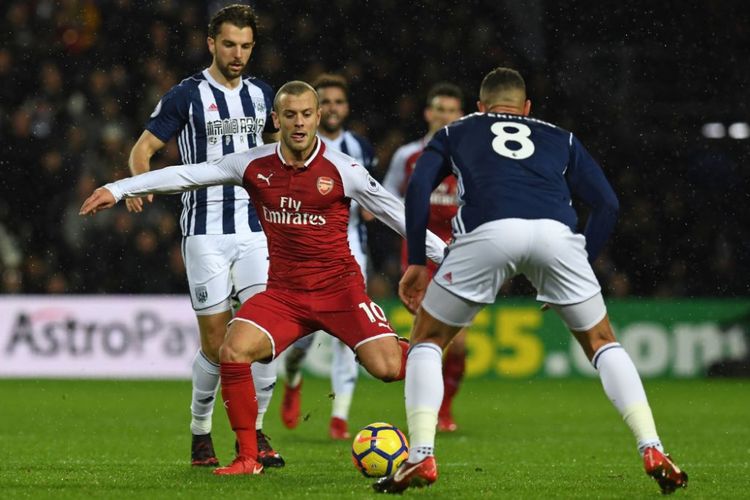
[201,331,225,361]
[219,336,260,364]
[363,352,402,382]
[573,316,617,361]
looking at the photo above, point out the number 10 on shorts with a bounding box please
[358,301,389,327]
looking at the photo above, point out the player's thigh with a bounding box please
[231,231,269,302]
[315,285,396,352]
[431,219,527,305]
[413,287,467,349]
[354,335,402,381]
[182,235,233,313]
[196,309,233,360]
[233,288,314,360]
[523,219,601,305]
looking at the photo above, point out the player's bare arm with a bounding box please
[126,130,166,212]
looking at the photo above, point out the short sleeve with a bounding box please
[145,83,191,142]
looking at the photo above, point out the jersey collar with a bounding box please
[202,69,244,94]
[275,137,324,169]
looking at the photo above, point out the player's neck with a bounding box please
[207,65,242,90]
[487,105,522,115]
[280,137,319,170]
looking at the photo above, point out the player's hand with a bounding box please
[125,194,153,213]
[540,303,550,312]
[398,265,430,314]
[79,187,117,216]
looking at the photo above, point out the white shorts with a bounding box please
[182,232,269,313]
[432,218,601,305]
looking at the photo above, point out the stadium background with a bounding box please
[0,0,748,380]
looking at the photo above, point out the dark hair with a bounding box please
[273,80,319,111]
[479,67,526,104]
[208,4,258,39]
[312,73,349,95]
[426,82,464,107]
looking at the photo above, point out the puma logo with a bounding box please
[257,172,273,185]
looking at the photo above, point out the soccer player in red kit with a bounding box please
[383,82,465,432]
[80,81,446,476]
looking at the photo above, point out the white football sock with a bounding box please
[331,339,358,420]
[190,349,220,435]
[252,358,278,430]
[405,342,443,463]
[593,342,663,455]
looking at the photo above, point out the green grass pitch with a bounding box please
[1,377,748,498]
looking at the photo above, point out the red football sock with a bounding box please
[440,348,466,414]
[395,338,409,381]
[220,362,258,459]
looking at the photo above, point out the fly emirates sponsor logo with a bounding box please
[262,196,327,226]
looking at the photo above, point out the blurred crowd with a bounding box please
[1,0,748,298]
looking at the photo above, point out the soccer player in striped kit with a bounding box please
[375,67,687,494]
[382,83,466,432]
[280,74,378,440]
[125,4,283,468]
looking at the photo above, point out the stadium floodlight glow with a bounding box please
[701,122,725,139]
[728,122,750,139]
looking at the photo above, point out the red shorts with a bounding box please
[232,284,396,359]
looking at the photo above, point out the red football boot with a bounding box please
[329,417,350,440]
[372,456,438,493]
[643,447,688,494]
[281,382,302,429]
[212,455,264,476]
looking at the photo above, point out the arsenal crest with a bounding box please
[317,176,334,195]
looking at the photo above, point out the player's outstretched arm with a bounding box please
[344,164,446,263]
[399,265,430,313]
[79,187,117,216]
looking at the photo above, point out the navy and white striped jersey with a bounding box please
[318,130,377,252]
[406,112,619,265]
[146,69,276,236]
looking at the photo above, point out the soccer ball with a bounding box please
[351,422,409,477]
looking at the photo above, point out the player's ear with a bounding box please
[477,100,486,112]
[207,36,215,56]
[523,99,531,116]
[271,111,281,130]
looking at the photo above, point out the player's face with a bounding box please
[318,86,349,134]
[273,91,321,155]
[425,96,463,134]
[207,23,255,81]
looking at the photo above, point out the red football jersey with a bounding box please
[108,139,447,291]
